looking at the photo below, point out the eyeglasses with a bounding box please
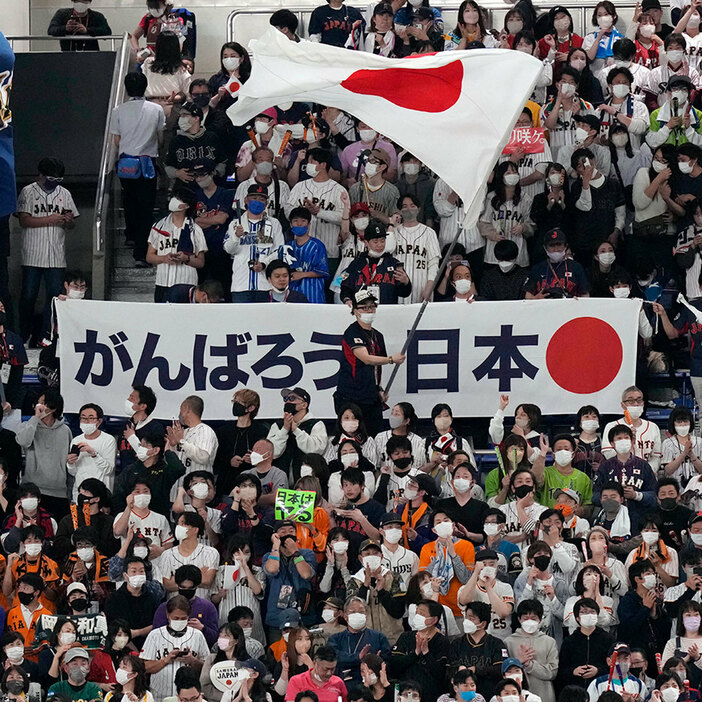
[46,176,64,183]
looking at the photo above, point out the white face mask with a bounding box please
[174,524,189,541]
[421,582,434,597]
[178,117,193,132]
[128,574,146,589]
[384,528,403,544]
[21,497,38,512]
[548,173,563,186]
[254,120,270,135]
[690,13,702,27]
[612,287,630,298]
[363,555,382,571]
[353,216,369,231]
[59,632,77,645]
[72,1,90,13]
[484,523,500,536]
[191,483,209,500]
[133,546,149,559]
[555,450,573,466]
[597,14,614,28]
[254,161,274,177]
[135,445,149,462]
[364,163,379,178]
[305,163,319,178]
[498,260,516,272]
[625,405,644,419]
[651,159,667,174]
[503,173,520,186]
[642,573,657,589]
[642,531,658,545]
[667,50,684,65]
[554,17,570,33]
[80,423,97,435]
[692,533,702,545]
[149,6,166,18]
[521,619,540,634]
[300,464,314,477]
[115,668,132,685]
[359,312,376,325]
[515,417,530,429]
[453,478,472,494]
[340,453,358,467]
[454,279,472,295]
[321,609,336,623]
[480,565,496,580]
[614,438,632,454]
[250,451,267,466]
[662,688,681,702]
[222,56,241,71]
[24,543,42,558]
[77,547,94,562]
[639,24,655,38]
[598,252,616,266]
[169,618,188,631]
[403,488,418,500]
[561,82,577,97]
[413,614,429,630]
[612,83,630,99]
[574,127,589,144]
[680,160,695,175]
[672,90,689,105]
[242,627,253,637]
[133,494,151,510]
[463,618,478,634]
[359,129,377,142]
[676,424,691,437]
[347,612,367,630]
[507,20,523,34]
[581,419,599,432]
[5,646,24,663]
[168,197,186,213]
[67,288,85,299]
[332,540,349,554]
[434,521,454,538]
[341,419,359,434]
[404,163,420,176]
[579,612,598,628]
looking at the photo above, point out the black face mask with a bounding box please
[17,592,34,606]
[284,402,298,415]
[629,667,643,679]
[232,402,247,417]
[514,484,533,499]
[6,681,24,695]
[192,94,210,108]
[534,555,551,572]
[71,598,88,612]
[393,457,413,470]
[660,497,677,511]
[179,587,196,600]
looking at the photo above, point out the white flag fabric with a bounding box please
[227,29,543,226]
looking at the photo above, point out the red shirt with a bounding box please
[633,39,660,69]
[285,670,348,702]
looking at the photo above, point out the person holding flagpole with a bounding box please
[334,290,405,435]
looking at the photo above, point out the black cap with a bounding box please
[280,387,311,404]
[642,0,662,10]
[180,101,203,120]
[412,473,439,497]
[247,183,269,197]
[415,6,434,20]
[545,228,567,245]
[273,519,296,531]
[380,513,404,526]
[476,548,499,562]
[550,5,571,17]
[364,220,387,241]
[669,75,693,91]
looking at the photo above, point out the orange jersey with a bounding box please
[6,604,47,660]
[419,538,475,616]
[10,555,60,613]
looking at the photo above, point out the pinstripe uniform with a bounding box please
[147,215,207,288]
[16,183,78,268]
[391,223,441,304]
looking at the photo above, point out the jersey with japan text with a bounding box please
[392,223,440,304]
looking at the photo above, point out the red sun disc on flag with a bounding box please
[545,317,623,394]
[340,61,463,112]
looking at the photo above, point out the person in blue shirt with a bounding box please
[394,0,444,33]
[308,0,366,47]
[525,228,591,299]
[281,206,329,304]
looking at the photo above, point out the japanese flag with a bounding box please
[225,77,241,96]
[227,29,543,227]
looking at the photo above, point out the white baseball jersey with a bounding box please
[374,430,426,472]
[235,176,291,219]
[159,543,220,599]
[140,625,210,701]
[17,183,79,268]
[147,215,207,287]
[381,543,418,590]
[183,503,222,548]
[285,178,349,257]
[66,431,117,501]
[222,214,285,292]
[600,417,662,470]
[498,142,553,200]
[538,102,595,161]
[391,223,441,304]
[113,507,173,548]
[459,579,515,639]
[169,422,218,501]
[480,195,534,267]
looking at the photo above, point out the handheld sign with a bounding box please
[274,488,315,523]
[502,127,546,155]
[210,661,246,694]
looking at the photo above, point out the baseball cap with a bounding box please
[64,647,89,663]
[273,519,296,531]
[545,228,567,246]
[257,108,278,121]
[669,75,693,91]
[369,148,390,167]
[67,582,88,596]
[607,642,631,656]
[364,220,387,241]
[690,512,702,527]
[501,657,524,673]
[642,0,662,10]
[241,658,268,677]
[350,202,371,217]
[415,7,434,20]
[321,597,344,610]
[180,102,204,120]
[411,473,439,497]
[475,549,499,562]
[380,513,404,526]
[554,487,580,503]
[353,289,378,308]
[359,538,382,553]
[247,183,268,198]
[280,608,301,629]
[281,387,311,404]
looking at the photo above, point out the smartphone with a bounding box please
[69,445,80,456]
[694,566,702,577]
[414,23,423,28]
[583,158,591,168]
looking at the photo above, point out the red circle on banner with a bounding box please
[546,317,623,394]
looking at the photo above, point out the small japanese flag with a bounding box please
[225,78,241,96]
[223,563,240,590]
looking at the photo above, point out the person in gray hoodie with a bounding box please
[505,599,559,702]
[15,390,73,517]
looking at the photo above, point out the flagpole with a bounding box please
[384,205,468,395]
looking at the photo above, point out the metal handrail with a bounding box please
[227,1,642,42]
[6,35,126,51]
[92,32,132,298]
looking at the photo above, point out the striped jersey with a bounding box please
[222,213,284,292]
[16,182,79,268]
[391,223,441,304]
[147,215,207,288]
[285,177,349,257]
[279,237,329,304]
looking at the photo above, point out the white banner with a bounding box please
[56,299,640,420]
